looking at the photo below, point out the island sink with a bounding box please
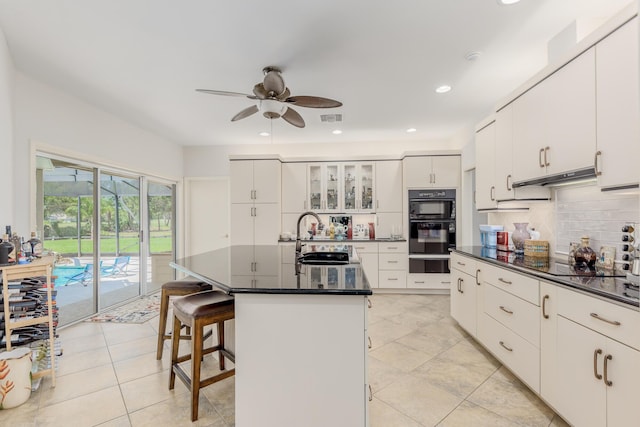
[297,251,350,265]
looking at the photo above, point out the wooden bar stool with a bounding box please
[169,290,235,422]
[156,280,213,360]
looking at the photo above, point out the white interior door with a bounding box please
[185,178,230,255]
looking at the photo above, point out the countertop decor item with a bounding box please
[575,236,597,269]
[512,223,531,254]
[524,240,549,258]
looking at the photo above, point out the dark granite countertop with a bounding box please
[453,246,638,308]
[171,245,372,296]
[278,238,406,243]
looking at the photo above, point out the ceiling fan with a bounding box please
[196,66,342,128]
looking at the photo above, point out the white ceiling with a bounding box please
[0,0,633,147]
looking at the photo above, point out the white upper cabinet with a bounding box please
[494,107,514,201]
[512,48,597,183]
[308,163,341,212]
[595,17,639,190]
[475,121,497,210]
[281,163,308,213]
[342,162,375,213]
[231,160,281,204]
[404,156,460,189]
[374,160,402,212]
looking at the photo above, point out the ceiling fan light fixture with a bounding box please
[435,85,452,94]
[259,99,287,119]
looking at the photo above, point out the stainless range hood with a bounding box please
[512,167,597,188]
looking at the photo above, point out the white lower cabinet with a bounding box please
[352,242,379,288]
[449,253,479,336]
[378,241,407,289]
[455,255,640,427]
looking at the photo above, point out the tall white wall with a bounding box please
[0,25,14,227]
[13,72,184,234]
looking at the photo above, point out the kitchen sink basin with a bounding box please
[297,251,349,265]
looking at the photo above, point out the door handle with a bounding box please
[542,295,550,319]
[506,174,512,191]
[594,151,602,176]
[544,146,550,167]
[457,277,464,293]
[590,312,621,326]
[475,269,480,286]
[604,354,613,386]
[499,306,513,315]
[593,349,603,380]
[539,148,545,168]
[490,186,495,201]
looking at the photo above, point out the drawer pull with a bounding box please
[441,281,451,284]
[593,349,603,380]
[499,341,513,352]
[387,246,398,250]
[387,261,398,264]
[388,278,398,281]
[415,281,425,284]
[498,278,512,285]
[475,269,480,286]
[604,354,613,386]
[590,313,621,326]
[499,306,513,315]
[368,336,372,349]
[542,295,550,319]
[457,261,466,266]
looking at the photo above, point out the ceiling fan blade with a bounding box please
[282,107,305,128]
[253,83,268,99]
[285,96,342,108]
[196,89,254,99]
[263,70,286,96]
[231,105,259,122]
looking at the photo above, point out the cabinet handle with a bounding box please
[432,173,436,184]
[376,200,379,209]
[414,281,425,284]
[367,298,372,308]
[388,278,398,281]
[542,295,550,319]
[387,260,398,264]
[490,186,495,201]
[593,349,603,380]
[506,174,512,191]
[441,281,451,284]
[498,278,512,285]
[499,341,513,352]
[368,336,372,349]
[368,384,373,402]
[594,150,602,176]
[539,148,545,168]
[475,269,480,286]
[457,261,466,266]
[499,306,513,315]
[457,277,464,294]
[387,246,398,250]
[590,313,621,326]
[304,200,307,210]
[603,354,613,386]
[544,146,550,167]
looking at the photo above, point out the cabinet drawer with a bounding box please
[351,242,378,254]
[557,286,640,351]
[450,253,478,278]
[379,270,406,288]
[478,312,540,393]
[379,253,406,270]
[408,273,451,289]
[484,283,540,347]
[481,263,539,305]
[378,242,407,253]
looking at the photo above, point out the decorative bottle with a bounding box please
[0,234,15,265]
[29,231,43,257]
[574,236,597,268]
[512,223,531,254]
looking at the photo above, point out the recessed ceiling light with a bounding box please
[497,0,521,5]
[332,129,343,135]
[435,85,452,94]
[406,128,417,133]
[259,132,270,137]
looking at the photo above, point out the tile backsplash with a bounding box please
[488,184,639,269]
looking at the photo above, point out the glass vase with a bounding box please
[575,236,597,269]
[512,222,531,254]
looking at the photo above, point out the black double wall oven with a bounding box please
[408,189,456,274]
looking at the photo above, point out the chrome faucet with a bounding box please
[295,211,322,256]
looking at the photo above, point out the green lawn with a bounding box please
[44,236,172,255]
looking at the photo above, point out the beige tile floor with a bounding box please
[2,293,569,426]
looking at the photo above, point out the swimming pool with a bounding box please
[52,265,85,286]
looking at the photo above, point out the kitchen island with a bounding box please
[171,245,372,427]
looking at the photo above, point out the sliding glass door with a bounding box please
[98,172,141,310]
[36,154,176,326]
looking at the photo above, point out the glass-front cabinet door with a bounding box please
[307,164,340,212]
[342,162,375,213]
